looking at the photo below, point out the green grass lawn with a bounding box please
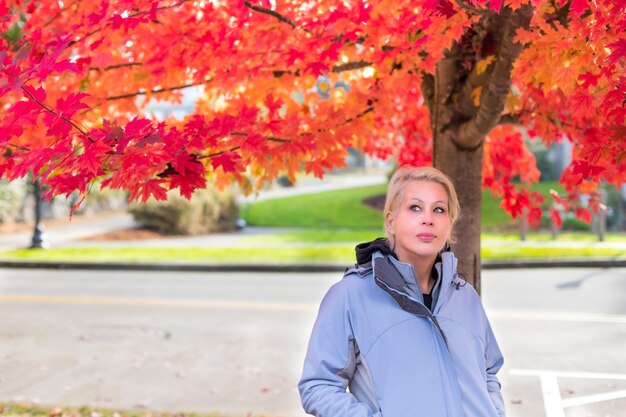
[241,184,387,228]
[4,235,626,264]
[242,181,566,231]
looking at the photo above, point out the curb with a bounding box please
[2,258,626,272]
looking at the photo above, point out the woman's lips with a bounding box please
[417,233,436,242]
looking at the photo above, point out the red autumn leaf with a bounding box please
[169,171,207,199]
[132,179,168,203]
[285,49,306,66]
[264,92,283,119]
[570,160,606,182]
[304,61,329,76]
[489,0,503,11]
[550,207,563,229]
[0,65,28,95]
[79,139,111,177]
[578,72,599,88]
[56,92,90,119]
[569,0,589,17]
[240,133,266,154]
[607,38,626,66]
[575,207,592,224]
[211,152,241,173]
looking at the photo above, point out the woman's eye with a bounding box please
[434,207,446,213]
[409,205,421,211]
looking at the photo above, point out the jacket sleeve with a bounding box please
[484,319,506,417]
[298,281,381,417]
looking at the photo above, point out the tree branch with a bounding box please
[332,60,372,73]
[199,135,288,160]
[420,72,435,114]
[453,4,533,149]
[44,0,82,28]
[243,1,298,30]
[343,106,374,124]
[21,85,95,143]
[6,142,31,152]
[105,80,209,101]
[498,113,523,125]
[199,105,375,160]
[454,0,485,15]
[68,0,191,47]
[90,62,143,72]
[453,57,494,120]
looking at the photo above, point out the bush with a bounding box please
[0,179,27,224]
[561,216,591,231]
[129,188,239,235]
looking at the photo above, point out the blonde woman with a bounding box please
[299,166,505,417]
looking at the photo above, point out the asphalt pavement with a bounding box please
[1,267,625,417]
[1,173,626,417]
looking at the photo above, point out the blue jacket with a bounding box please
[298,250,505,417]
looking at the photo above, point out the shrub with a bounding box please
[561,216,591,231]
[0,179,27,224]
[129,188,239,235]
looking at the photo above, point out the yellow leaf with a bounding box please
[505,89,521,111]
[475,55,496,75]
[472,86,482,106]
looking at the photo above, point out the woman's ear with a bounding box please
[385,211,395,235]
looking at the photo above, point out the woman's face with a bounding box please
[386,180,452,263]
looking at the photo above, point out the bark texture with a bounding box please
[424,5,533,293]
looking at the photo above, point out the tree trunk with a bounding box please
[427,57,486,293]
[433,134,484,293]
[422,6,533,293]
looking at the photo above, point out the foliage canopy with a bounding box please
[1,0,625,226]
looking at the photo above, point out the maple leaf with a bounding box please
[569,91,594,109]
[319,42,342,63]
[489,0,503,11]
[475,56,495,75]
[575,207,592,224]
[79,138,111,177]
[85,1,109,26]
[211,152,241,173]
[264,92,284,119]
[169,171,207,199]
[132,179,168,203]
[285,49,305,67]
[549,207,563,229]
[0,64,27,95]
[607,38,626,66]
[569,0,589,18]
[305,160,326,179]
[56,92,90,119]
[0,122,23,144]
[577,72,598,88]
[570,160,606,182]
[240,133,266,154]
[304,61,329,77]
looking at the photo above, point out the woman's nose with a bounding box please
[421,213,433,225]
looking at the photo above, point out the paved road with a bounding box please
[1,267,625,417]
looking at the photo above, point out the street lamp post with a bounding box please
[29,179,49,249]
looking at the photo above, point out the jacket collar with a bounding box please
[372,251,456,347]
[371,250,459,312]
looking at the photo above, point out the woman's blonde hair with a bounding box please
[384,166,461,245]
